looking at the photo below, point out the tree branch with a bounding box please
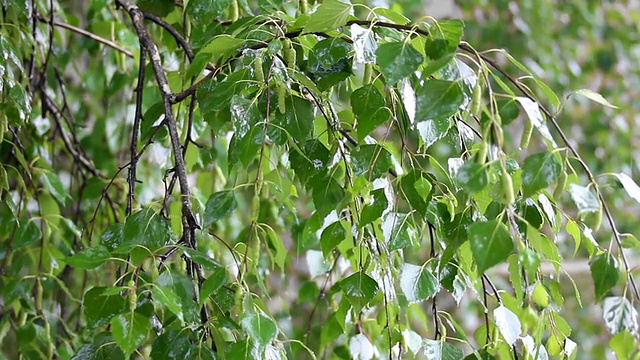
[117,0,197,229]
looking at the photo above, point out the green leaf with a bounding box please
[65,245,111,269]
[521,152,561,197]
[229,125,265,168]
[240,311,278,350]
[457,162,489,194]
[100,223,124,251]
[590,252,619,301]
[416,79,464,121]
[309,173,345,218]
[399,170,433,217]
[186,0,232,22]
[425,19,464,60]
[573,88,619,108]
[198,69,250,119]
[181,247,224,272]
[13,219,41,248]
[199,35,245,64]
[199,267,228,304]
[350,144,394,179]
[71,333,124,360]
[111,312,152,357]
[568,183,599,214]
[376,41,424,84]
[469,220,514,273]
[339,271,379,311]
[83,287,126,329]
[271,95,315,144]
[303,0,352,34]
[400,263,439,303]
[204,190,237,227]
[423,339,464,360]
[40,170,71,206]
[307,38,352,90]
[150,330,191,359]
[153,271,200,324]
[321,221,347,256]
[351,85,391,141]
[384,213,418,251]
[360,188,388,227]
[289,139,332,186]
[118,208,173,253]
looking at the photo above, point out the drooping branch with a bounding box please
[116,0,197,229]
[458,42,640,301]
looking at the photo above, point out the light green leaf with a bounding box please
[240,311,278,350]
[303,0,352,34]
[604,296,638,337]
[469,220,514,273]
[590,252,619,301]
[399,170,433,217]
[65,245,111,269]
[515,97,557,147]
[204,190,237,227]
[40,170,71,206]
[616,173,640,203]
[186,0,232,22]
[376,41,424,84]
[568,183,599,214]
[111,312,152,356]
[400,263,439,303]
[521,152,561,197]
[573,88,619,108]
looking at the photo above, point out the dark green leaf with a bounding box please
[199,267,228,304]
[150,330,191,359]
[153,271,200,324]
[83,287,126,329]
[307,38,352,90]
[198,69,250,119]
[228,125,265,168]
[521,152,561,197]
[71,333,125,360]
[416,79,464,121]
[271,95,315,144]
[111,312,152,356]
[350,144,394,179]
[100,223,124,251]
[360,188,388,226]
[351,85,391,141]
[204,190,237,227]
[182,247,224,272]
[2,279,32,306]
[590,252,619,301]
[186,0,232,22]
[321,221,347,256]
[457,162,489,194]
[376,42,424,84]
[289,139,332,185]
[469,220,514,273]
[339,271,379,311]
[65,245,111,269]
[303,0,352,33]
[118,208,173,253]
[310,173,345,218]
[13,219,41,248]
[399,170,433,217]
[400,263,439,303]
[138,0,175,17]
